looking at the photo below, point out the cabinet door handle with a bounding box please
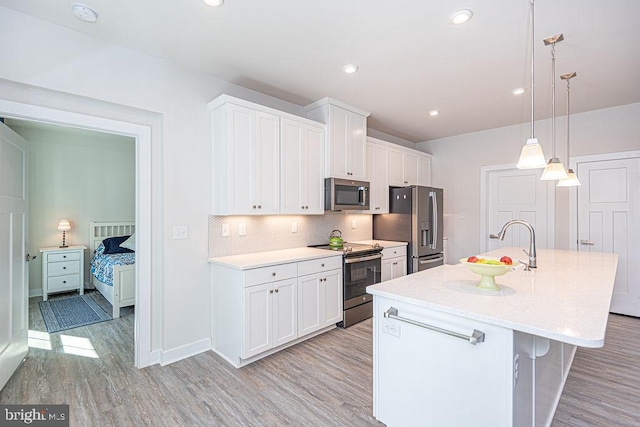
[384,307,485,345]
[63,267,67,270]
[269,290,274,294]
[253,205,257,209]
[272,272,276,277]
[258,205,262,209]
[63,281,66,284]
[275,288,279,293]
[321,263,325,267]
[580,240,595,246]
[63,255,67,258]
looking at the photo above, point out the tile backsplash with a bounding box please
[209,213,373,258]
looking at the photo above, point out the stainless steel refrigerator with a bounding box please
[373,186,444,274]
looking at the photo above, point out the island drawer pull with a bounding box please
[580,240,595,246]
[383,307,485,345]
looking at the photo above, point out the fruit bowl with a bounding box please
[459,257,518,291]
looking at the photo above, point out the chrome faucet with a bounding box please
[490,220,537,269]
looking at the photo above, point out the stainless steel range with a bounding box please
[309,242,382,327]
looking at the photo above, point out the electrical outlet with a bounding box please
[238,223,246,236]
[382,318,401,338]
[221,224,230,237]
[291,222,297,233]
[351,219,357,229]
[173,225,188,240]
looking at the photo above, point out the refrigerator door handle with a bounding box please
[430,190,438,249]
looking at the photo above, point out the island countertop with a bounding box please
[367,247,618,347]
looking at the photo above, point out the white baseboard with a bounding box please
[29,289,43,299]
[160,337,212,366]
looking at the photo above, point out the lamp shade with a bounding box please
[517,138,547,169]
[556,169,581,187]
[57,220,71,231]
[540,158,568,180]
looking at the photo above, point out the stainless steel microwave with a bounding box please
[325,178,370,211]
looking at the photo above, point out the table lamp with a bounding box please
[57,219,71,248]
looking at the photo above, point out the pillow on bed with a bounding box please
[102,236,134,254]
[119,233,135,251]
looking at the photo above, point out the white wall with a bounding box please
[418,102,640,263]
[0,7,318,353]
[6,121,135,296]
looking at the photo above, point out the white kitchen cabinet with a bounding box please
[306,98,370,180]
[243,278,297,359]
[39,246,87,301]
[381,245,407,282]
[366,141,389,213]
[388,147,432,187]
[210,100,280,215]
[211,253,343,368]
[297,256,342,336]
[280,117,325,214]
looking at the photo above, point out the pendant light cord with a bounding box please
[566,78,571,161]
[551,42,556,157]
[530,0,535,139]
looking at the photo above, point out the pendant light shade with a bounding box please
[540,33,568,181]
[541,158,569,180]
[517,138,547,169]
[557,72,581,187]
[517,0,547,170]
[556,170,581,186]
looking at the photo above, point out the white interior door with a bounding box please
[0,122,29,390]
[577,157,640,316]
[483,167,553,254]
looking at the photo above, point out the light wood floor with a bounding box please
[1,293,639,426]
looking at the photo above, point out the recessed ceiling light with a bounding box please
[450,9,473,25]
[343,64,359,74]
[429,110,440,117]
[203,0,224,6]
[71,3,98,23]
[512,87,527,95]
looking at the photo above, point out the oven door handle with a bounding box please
[345,254,382,264]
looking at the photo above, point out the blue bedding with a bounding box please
[91,243,135,286]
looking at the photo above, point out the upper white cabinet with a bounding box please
[306,98,370,180]
[209,95,326,215]
[366,139,389,213]
[388,146,432,187]
[280,118,325,214]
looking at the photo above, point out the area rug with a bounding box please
[39,293,112,333]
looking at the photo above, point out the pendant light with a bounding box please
[540,34,569,180]
[557,72,581,187]
[517,0,547,169]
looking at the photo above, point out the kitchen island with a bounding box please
[366,247,618,427]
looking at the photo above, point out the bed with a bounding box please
[89,221,136,318]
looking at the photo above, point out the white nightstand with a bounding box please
[39,245,87,301]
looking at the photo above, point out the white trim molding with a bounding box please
[160,338,212,366]
[0,78,163,368]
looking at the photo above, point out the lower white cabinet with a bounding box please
[243,278,297,359]
[381,246,407,282]
[212,254,343,368]
[298,268,342,336]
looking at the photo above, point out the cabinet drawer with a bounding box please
[48,252,81,262]
[382,246,407,258]
[298,256,342,276]
[47,260,80,276]
[244,263,297,287]
[47,275,80,291]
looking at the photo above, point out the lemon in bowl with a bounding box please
[459,256,517,291]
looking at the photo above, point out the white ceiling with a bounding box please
[2,0,639,142]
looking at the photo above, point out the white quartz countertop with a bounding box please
[354,239,407,248]
[367,247,619,348]
[208,247,342,270]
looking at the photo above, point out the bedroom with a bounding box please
[4,118,138,358]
